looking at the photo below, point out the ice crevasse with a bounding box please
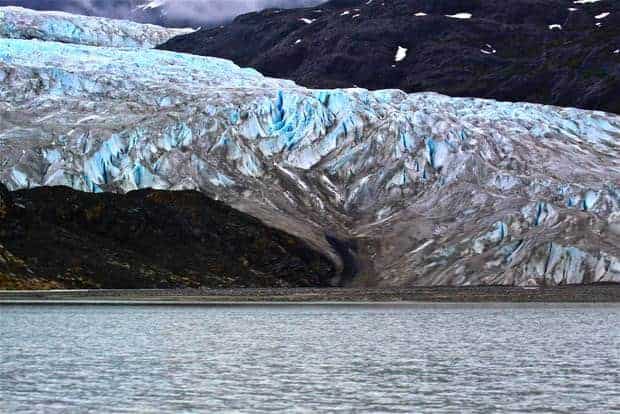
[0,7,619,286]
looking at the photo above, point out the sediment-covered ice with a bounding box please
[0,8,618,286]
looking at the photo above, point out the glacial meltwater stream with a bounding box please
[1,304,619,413]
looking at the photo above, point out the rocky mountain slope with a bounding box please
[160,0,620,113]
[0,183,335,289]
[0,7,619,288]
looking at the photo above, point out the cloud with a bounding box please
[0,0,327,26]
[161,0,326,24]
[0,1,134,19]
[167,0,324,21]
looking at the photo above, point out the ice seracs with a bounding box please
[0,7,618,287]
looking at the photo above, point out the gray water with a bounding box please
[1,304,619,413]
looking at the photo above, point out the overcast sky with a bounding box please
[0,0,327,26]
[160,0,325,23]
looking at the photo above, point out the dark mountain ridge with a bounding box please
[160,0,620,113]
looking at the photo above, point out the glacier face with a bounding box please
[0,6,193,48]
[0,8,619,287]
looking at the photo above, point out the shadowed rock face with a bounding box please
[0,7,619,288]
[0,185,336,289]
[159,0,620,113]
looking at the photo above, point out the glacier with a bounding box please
[0,6,193,48]
[0,7,619,286]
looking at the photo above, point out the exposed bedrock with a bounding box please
[0,7,618,287]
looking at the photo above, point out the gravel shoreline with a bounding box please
[2,285,620,303]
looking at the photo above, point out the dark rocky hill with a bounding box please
[0,183,336,289]
[159,0,620,113]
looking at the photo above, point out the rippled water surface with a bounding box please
[1,304,620,413]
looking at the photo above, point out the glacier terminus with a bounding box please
[0,7,619,287]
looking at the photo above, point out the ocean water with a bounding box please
[1,304,619,413]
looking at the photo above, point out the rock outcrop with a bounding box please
[0,7,618,287]
[159,0,620,113]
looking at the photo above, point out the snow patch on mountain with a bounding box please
[395,46,407,62]
[446,13,472,19]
